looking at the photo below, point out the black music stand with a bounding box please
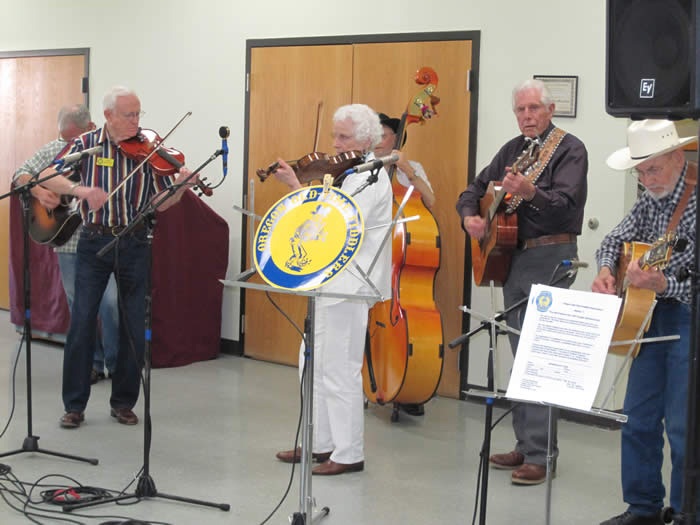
[0,170,98,466]
[64,149,230,514]
[448,263,585,525]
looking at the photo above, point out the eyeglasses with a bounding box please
[119,111,145,120]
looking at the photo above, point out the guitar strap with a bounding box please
[666,161,697,234]
[507,126,567,213]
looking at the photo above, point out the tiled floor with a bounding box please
[0,309,651,524]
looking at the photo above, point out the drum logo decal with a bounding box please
[254,186,364,290]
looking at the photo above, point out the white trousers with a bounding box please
[299,298,368,464]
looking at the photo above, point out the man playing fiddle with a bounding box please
[274,104,393,475]
[34,86,194,428]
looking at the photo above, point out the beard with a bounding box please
[648,189,671,201]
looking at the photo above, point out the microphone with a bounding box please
[343,154,399,175]
[561,259,589,269]
[219,126,229,177]
[53,145,102,166]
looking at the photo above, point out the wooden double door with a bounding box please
[0,50,88,310]
[242,35,476,398]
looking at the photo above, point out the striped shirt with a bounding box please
[594,162,696,304]
[13,138,80,253]
[60,126,175,226]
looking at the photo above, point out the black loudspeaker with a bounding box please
[606,0,700,119]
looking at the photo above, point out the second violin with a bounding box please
[256,150,364,186]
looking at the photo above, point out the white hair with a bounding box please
[512,79,553,111]
[333,104,383,149]
[57,104,91,133]
[103,85,137,111]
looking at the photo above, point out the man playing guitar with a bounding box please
[455,78,588,485]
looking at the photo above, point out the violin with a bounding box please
[119,128,212,196]
[255,150,364,186]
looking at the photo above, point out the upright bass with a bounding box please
[362,67,444,422]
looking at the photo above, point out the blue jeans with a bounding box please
[62,228,148,412]
[621,300,692,517]
[57,252,119,374]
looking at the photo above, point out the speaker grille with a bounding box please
[606,0,700,118]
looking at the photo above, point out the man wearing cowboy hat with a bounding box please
[594,119,698,525]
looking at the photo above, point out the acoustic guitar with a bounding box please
[471,143,540,286]
[609,233,681,357]
[28,169,82,247]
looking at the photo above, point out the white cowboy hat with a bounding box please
[606,119,697,171]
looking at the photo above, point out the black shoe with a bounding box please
[399,403,425,416]
[600,510,663,525]
[90,369,105,385]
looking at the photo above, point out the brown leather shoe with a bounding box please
[276,447,332,464]
[60,412,84,429]
[489,450,524,470]
[312,459,364,475]
[511,463,552,485]
[110,407,138,425]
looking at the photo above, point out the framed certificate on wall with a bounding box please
[534,75,578,118]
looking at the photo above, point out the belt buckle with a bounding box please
[111,225,122,236]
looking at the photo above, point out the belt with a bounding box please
[83,222,144,236]
[520,233,576,250]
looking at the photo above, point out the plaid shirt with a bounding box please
[13,138,80,253]
[595,162,696,304]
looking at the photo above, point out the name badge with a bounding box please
[96,157,114,167]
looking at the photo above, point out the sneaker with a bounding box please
[600,510,663,525]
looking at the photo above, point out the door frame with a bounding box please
[242,31,480,397]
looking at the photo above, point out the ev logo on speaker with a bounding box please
[639,79,655,99]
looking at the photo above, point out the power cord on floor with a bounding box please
[40,486,112,505]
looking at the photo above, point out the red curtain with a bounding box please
[9,190,229,368]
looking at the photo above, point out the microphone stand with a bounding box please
[350,168,380,197]
[449,264,579,525]
[64,150,229,513]
[0,169,98,465]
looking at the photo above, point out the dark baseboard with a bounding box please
[221,338,242,356]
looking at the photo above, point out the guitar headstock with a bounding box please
[640,232,679,270]
[512,141,540,175]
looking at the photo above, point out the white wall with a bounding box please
[1,0,636,404]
